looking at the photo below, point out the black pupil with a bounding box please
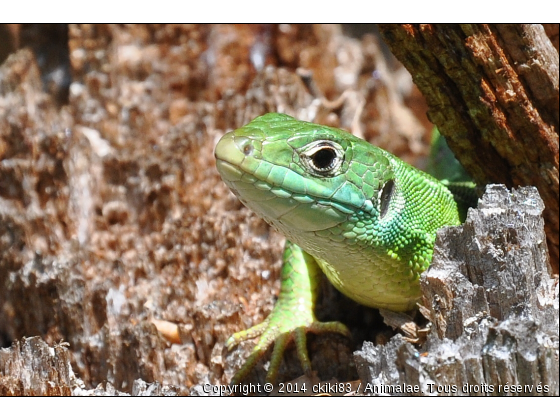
[312,147,336,170]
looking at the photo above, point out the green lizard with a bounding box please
[215,113,463,385]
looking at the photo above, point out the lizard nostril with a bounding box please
[233,136,254,156]
[243,143,253,156]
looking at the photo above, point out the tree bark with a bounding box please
[378,24,559,274]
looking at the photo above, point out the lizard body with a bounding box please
[215,113,462,384]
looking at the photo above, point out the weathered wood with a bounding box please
[378,24,559,274]
[0,337,73,396]
[0,337,179,396]
[355,185,559,396]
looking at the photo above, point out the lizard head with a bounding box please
[215,113,397,238]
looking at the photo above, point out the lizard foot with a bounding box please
[226,312,350,386]
[226,241,351,386]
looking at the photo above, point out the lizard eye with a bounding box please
[302,141,344,176]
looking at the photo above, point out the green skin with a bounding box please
[215,113,461,385]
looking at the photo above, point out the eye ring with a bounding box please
[301,141,344,176]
